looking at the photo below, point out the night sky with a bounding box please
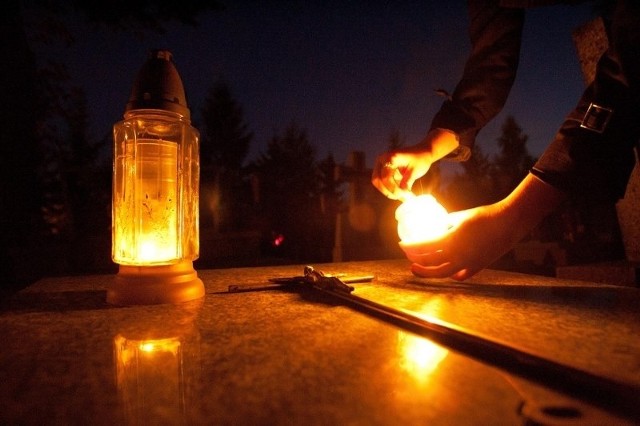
[35,1,597,172]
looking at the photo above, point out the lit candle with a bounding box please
[395,194,449,244]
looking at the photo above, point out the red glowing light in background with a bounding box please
[272,233,285,247]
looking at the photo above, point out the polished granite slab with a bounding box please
[1,259,639,425]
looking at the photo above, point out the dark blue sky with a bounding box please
[37,1,597,172]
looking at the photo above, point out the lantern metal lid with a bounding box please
[126,49,191,119]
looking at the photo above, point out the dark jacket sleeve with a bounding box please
[531,0,640,203]
[429,0,525,160]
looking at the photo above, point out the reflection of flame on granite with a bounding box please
[396,298,448,384]
[397,331,448,384]
[113,298,203,425]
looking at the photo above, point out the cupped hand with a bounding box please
[399,204,516,281]
[398,173,566,281]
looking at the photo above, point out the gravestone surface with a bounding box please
[571,17,608,86]
[616,158,640,262]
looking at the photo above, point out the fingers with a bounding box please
[399,239,445,256]
[410,262,457,278]
[450,268,479,281]
[397,163,416,193]
[400,240,452,277]
[400,239,480,281]
[371,153,418,201]
[371,156,401,199]
[410,262,479,281]
[403,248,446,265]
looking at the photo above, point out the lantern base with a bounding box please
[107,260,205,306]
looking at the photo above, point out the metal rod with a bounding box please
[229,275,375,293]
[228,283,292,293]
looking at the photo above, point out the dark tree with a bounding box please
[24,0,223,36]
[199,78,254,232]
[250,123,326,261]
[200,78,253,171]
[441,115,534,210]
[1,2,49,291]
[387,129,405,151]
[491,115,536,199]
[443,144,494,210]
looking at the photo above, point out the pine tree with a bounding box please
[250,123,325,261]
[200,79,253,171]
[492,115,536,199]
[440,143,492,210]
[387,129,405,151]
[199,78,253,232]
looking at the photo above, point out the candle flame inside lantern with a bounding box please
[395,194,449,244]
[113,139,179,265]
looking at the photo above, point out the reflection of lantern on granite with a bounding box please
[108,49,204,305]
[114,336,185,421]
[395,194,449,244]
[114,299,202,424]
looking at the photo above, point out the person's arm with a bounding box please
[531,1,640,204]
[372,1,525,199]
[430,0,525,157]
